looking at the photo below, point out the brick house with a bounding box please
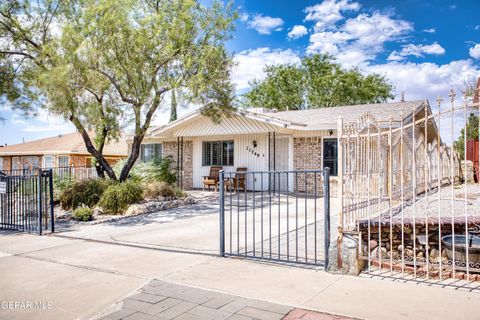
[0,132,127,172]
[140,100,431,193]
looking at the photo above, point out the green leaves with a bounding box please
[244,54,394,110]
[1,0,236,181]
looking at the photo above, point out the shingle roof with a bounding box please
[0,132,128,156]
[260,100,425,130]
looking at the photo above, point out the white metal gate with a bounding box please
[339,93,480,289]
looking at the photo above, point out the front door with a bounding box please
[274,137,290,191]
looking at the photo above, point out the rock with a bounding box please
[93,207,104,216]
[429,248,440,260]
[405,249,414,257]
[417,251,424,259]
[369,240,378,250]
[391,251,399,260]
[371,246,387,258]
[398,244,404,252]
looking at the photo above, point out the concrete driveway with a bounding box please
[56,191,338,262]
[56,191,222,255]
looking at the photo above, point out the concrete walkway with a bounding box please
[0,231,479,320]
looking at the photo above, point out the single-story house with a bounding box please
[0,132,127,172]
[139,100,435,194]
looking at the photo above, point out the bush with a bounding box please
[98,180,144,214]
[144,181,176,199]
[174,187,187,199]
[60,179,114,210]
[53,176,74,203]
[73,206,93,221]
[114,156,177,184]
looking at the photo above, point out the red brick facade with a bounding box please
[293,137,337,196]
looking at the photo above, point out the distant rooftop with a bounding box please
[0,132,128,156]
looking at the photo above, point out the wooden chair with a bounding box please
[203,166,222,191]
[231,167,247,192]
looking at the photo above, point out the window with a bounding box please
[0,157,3,171]
[323,138,338,176]
[43,155,55,168]
[141,144,162,162]
[202,141,234,166]
[58,155,69,167]
[23,156,40,170]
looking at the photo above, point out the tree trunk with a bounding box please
[169,89,177,122]
[70,115,117,180]
[119,135,143,182]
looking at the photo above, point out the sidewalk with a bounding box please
[98,280,353,320]
[0,231,479,320]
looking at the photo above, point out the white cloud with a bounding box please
[305,0,361,31]
[388,42,445,61]
[367,59,480,101]
[288,25,308,39]
[232,48,301,91]
[11,111,73,133]
[423,28,435,33]
[306,11,413,66]
[469,44,480,59]
[248,14,284,35]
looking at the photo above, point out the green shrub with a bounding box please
[53,176,74,203]
[114,156,177,184]
[174,187,187,198]
[144,181,176,199]
[73,207,93,221]
[98,180,144,214]
[60,179,114,210]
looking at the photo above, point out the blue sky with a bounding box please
[1,0,480,145]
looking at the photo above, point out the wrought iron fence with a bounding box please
[0,169,54,234]
[339,92,480,288]
[219,169,331,269]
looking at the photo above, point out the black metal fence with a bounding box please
[219,169,331,269]
[1,166,98,182]
[0,169,54,234]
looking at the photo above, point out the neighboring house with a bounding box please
[0,132,127,172]
[140,100,436,192]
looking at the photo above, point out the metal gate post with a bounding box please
[219,170,225,257]
[37,169,43,235]
[48,169,54,233]
[323,167,331,271]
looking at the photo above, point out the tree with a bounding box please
[454,113,479,160]
[169,90,178,122]
[0,0,236,181]
[244,54,394,110]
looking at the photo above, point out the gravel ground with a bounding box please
[390,183,480,219]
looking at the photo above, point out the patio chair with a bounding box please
[230,167,247,192]
[203,166,222,191]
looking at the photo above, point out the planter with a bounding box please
[441,235,480,264]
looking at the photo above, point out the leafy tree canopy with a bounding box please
[244,54,394,110]
[1,0,236,181]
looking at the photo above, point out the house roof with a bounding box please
[0,132,128,157]
[147,100,426,138]
[261,100,426,130]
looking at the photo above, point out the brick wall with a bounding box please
[162,140,193,190]
[293,137,338,197]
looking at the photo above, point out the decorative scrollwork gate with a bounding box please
[339,92,480,289]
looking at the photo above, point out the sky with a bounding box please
[1,0,480,145]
